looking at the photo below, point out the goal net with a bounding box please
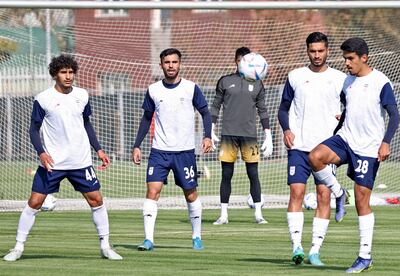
[1,7,400,210]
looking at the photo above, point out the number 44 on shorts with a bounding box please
[85,167,97,181]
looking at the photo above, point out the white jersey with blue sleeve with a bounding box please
[143,78,208,152]
[32,86,92,169]
[284,66,346,151]
[337,69,397,158]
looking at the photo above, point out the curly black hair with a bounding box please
[48,54,78,77]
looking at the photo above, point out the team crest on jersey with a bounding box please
[248,84,254,92]
[148,167,154,175]
[289,166,296,176]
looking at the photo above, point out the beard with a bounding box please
[163,69,179,81]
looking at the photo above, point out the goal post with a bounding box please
[1,1,400,211]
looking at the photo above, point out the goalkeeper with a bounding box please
[211,47,272,225]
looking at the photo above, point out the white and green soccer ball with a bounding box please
[41,194,57,211]
[247,194,265,209]
[303,192,317,210]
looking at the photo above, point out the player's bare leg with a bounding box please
[310,145,348,222]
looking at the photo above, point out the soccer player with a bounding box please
[3,55,122,261]
[278,32,348,266]
[210,47,272,225]
[309,37,399,273]
[132,48,212,251]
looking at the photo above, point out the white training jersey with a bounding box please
[337,69,394,158]
[285,66,346,151]
[33,86,92,169]
[144,78,208,152]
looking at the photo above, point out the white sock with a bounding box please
[313,166,343,198]
[287,212,304,252]
[143,199,157,243]
[359,213,374,259]
[91,204,110,250]
[309,217,330,255]
[15,205,40,251]
[254,202,263,219]
[188,198,202,239]
[220,203,228,219]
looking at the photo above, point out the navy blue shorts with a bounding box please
[287,149,336,185]
[146,149,198,190]
[322,135,379,189]
[32,165,101,194]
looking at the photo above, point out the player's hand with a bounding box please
[132,148,141,165]
[283,129,295,149]
[97,150,110,170]
[39,152,54,172]
[202,138,213,154]
[211,123,220,151]
[378,142,390,162]
[260,129,273,157]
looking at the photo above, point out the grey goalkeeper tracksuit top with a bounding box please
[210,72,269,138]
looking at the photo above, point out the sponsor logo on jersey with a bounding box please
[248,84,254,92]
[289,166,296,176]
[148,167,154,175]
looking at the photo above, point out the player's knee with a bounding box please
[290,189,305,203]
[88,198,103,207]
[316,192,330,207]
[28,194,46,210]
[28,199,43,210]
[146,190,160,200]
[309,149,324,169]
[184,189,198,203]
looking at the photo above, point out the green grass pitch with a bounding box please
[0,207,399,275]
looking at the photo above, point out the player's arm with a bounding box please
[193,85,213,153]
[210,76,225,124]
[83,101,110,170]
[256,82,273,157]
[209,77,225,148]
[29,100,54,172]
[278,79,294,149]
[379,83,399,161]
[333,91,347,134]
[132,90,155,164]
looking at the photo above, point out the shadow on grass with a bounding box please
[238,258,346,271]
[17,254,90,260]
[113,243,192,250]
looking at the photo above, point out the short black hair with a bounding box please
[160,48,182,61]
[340,37,369,57]
[306,32,328,48]
[235,47,251,59]
[48,54,78,78]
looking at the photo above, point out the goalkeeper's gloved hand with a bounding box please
[261,129,273,157]
[211,123,220,151]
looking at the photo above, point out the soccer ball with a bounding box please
[41,194,57,211]
[246,194,265,209]
[238,52,268,81]
[303,193,317,210]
